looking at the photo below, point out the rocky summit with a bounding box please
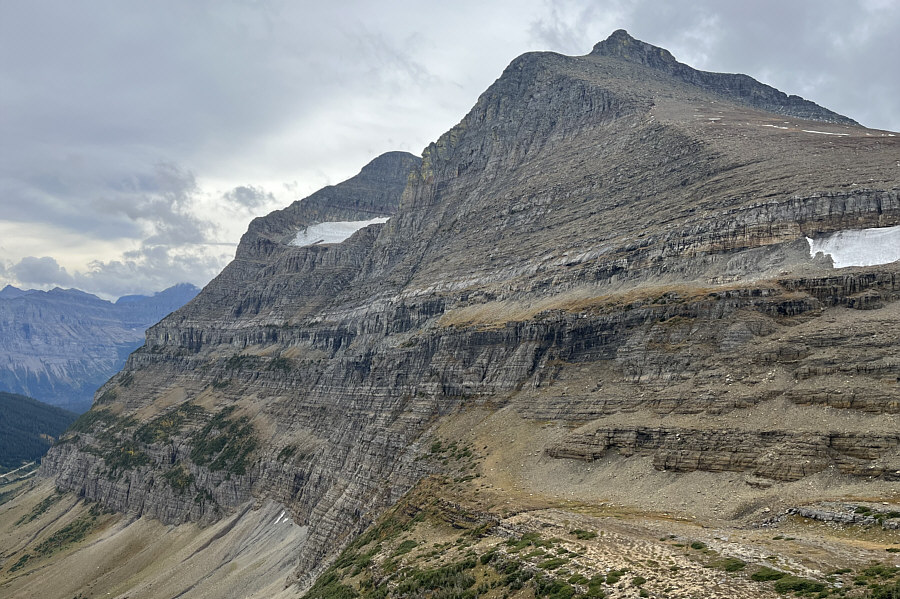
[3,30,900,599]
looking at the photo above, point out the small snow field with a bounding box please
[290,217,390,247]
[807,225,900,268]
[802,129,850,136]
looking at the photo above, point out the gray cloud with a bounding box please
[1,0,897,299]
[73,246,231,299]
[5,247,232,299]
[10,256,74,287]
[222,185,276,210]
[93,162,214,247]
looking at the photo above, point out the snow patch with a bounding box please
[290,217,390,247]
[761,124,789,130]
[801,129,850,136]
[807,225,900,268]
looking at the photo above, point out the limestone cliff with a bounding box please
[39,29,900,594]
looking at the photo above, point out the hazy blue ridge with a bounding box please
[0,283,199,412]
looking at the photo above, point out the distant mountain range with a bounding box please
[0,391,76,473]
[0,283,199,412]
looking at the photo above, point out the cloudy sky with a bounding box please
[1,0,897,299]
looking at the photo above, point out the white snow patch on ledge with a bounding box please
[290,217,390,247]
[802,129,850,136]
[807,225,900,268]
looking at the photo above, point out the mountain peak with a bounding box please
[588,29,857,125]
[591,29,678,69]
[0,284,27,299]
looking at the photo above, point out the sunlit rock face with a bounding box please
[807,225,900,268]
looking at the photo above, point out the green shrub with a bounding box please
[534,577,575,599]
[570,529,598,540]
[869,580,900,599]
[277,444,298,461]
[224,354,259,370]
[103,441,149,475]
[96,389,118,404]
[507,532,552,552]
[135,403,204,444]
[162,465,195,494]
[15,492,62,525]
[268,356,293,371]
[395,559,477,595]
[752,566,786,582]
[69,409,119,433]
[33,514,97,557]
[713,557,747,572]
[862,565,900,579]
[606,569,626,584]
[9,553,31,572]
[302,571,358,599]
[189,406,257,475]
[584,575,606,598]
[690,541,706,550]
[394,539,417,555]
[537,557,568,570]
[773,575,825,594]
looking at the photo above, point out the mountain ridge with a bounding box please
[5,30,899,598]
[0,282,200,411]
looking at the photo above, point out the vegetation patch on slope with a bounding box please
[189,406,257,475]
[135,403,205,444]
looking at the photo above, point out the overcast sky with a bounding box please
[1,0,897,299]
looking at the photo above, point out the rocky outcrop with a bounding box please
[788,505,900,529]
[546,426,900,482]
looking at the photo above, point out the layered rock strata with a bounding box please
[41,29,900,591]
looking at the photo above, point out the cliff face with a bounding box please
[0,284,198,412]
[41,30,900,592]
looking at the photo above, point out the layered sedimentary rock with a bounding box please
[546,426,900,481]
[41,29,900,592]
